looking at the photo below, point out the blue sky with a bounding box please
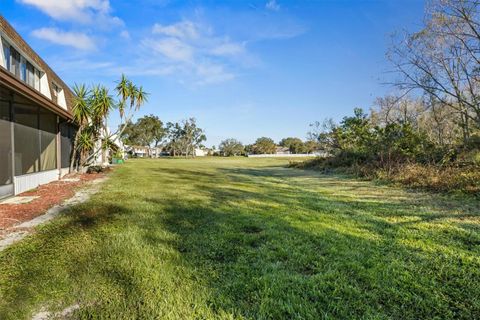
[1,0,425,147]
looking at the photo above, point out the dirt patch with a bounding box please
[0,172,107,238]
[32,304,81,320]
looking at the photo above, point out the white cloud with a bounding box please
[120,30,130,39]
[17,0,123,27]
[195,63,235,85]
[152,21,199,40]
[266,0,280,11]
[210,42,245,56]
[31,27,95,50]
[141,19,248,85]
[143,38,194,62]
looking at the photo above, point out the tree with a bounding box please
[115,74,149,138]
[304,140,319,154]
[388,0,480,143]
[69,84,91,173]
[69,84,115,171]
[121,115,165,148]
[279,137,305,154]
[308,118,339,152]
[371,95,424,127]
[219,139,244,156]
[69,75,148,172]
[164,118,206,157]
[252,137,276,154]
[180,118,207,157]
[164,122,183,156]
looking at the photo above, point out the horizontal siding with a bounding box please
[14,170,59,195]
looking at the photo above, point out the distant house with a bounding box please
[126,145,163,158]
[150,147,162,158]
[0,15,77,198]
[126,146,149,158]
[275,146,291,155]
[194,148,207,157]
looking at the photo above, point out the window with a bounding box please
[14,103,39,175]
[2,38,42,93]
[34,69,41,91]
[39,108,57,171]
[20,56,27,82]
[26,61,35,87]
[0,96,12,186]
[10,47,20,78]
[60,121,75,168]
[1,38,9,71]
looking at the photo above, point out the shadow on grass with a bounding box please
[0,162,479,319]
[0,202,131,319]
[142,173,480,319]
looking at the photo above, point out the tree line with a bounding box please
[217,137,320,156]
[121,116,206,157]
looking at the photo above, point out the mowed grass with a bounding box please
[1,158,480,319]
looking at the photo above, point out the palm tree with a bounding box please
[115,74,130,120]
[69,76,149,171]
[69,84,91,172]
[135,85,148,110]
[92,86,114,164]
[92,86,114,127]
[116,78,149,138]
[128,81,138,111]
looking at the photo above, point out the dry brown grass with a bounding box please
[290,158,480,194]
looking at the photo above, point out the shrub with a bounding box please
[290,158,480,195]
[87,165,105,174]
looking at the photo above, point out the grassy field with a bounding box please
[0,158,479,319]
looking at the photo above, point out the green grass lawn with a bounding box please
[1,158,480,319]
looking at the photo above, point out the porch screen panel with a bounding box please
[60,122,75,168]
[39,108,57,171]
[0,99,12,185]
[14,103,39,175]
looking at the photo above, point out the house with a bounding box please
[125,145,163,158]
[275,146,291,155]
[194,148,207,157]
[127,146,148,158]
[0,15,76,199]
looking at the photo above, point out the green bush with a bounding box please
[87,165,105,174]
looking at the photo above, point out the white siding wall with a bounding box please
[14,170,59,195]
[57,88,67,109]
[40,73,51,99]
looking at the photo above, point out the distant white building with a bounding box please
[91,127,125,166]
[125,145,163,158]
[195,148,207,157]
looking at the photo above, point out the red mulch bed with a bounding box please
[0,172,106,235]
